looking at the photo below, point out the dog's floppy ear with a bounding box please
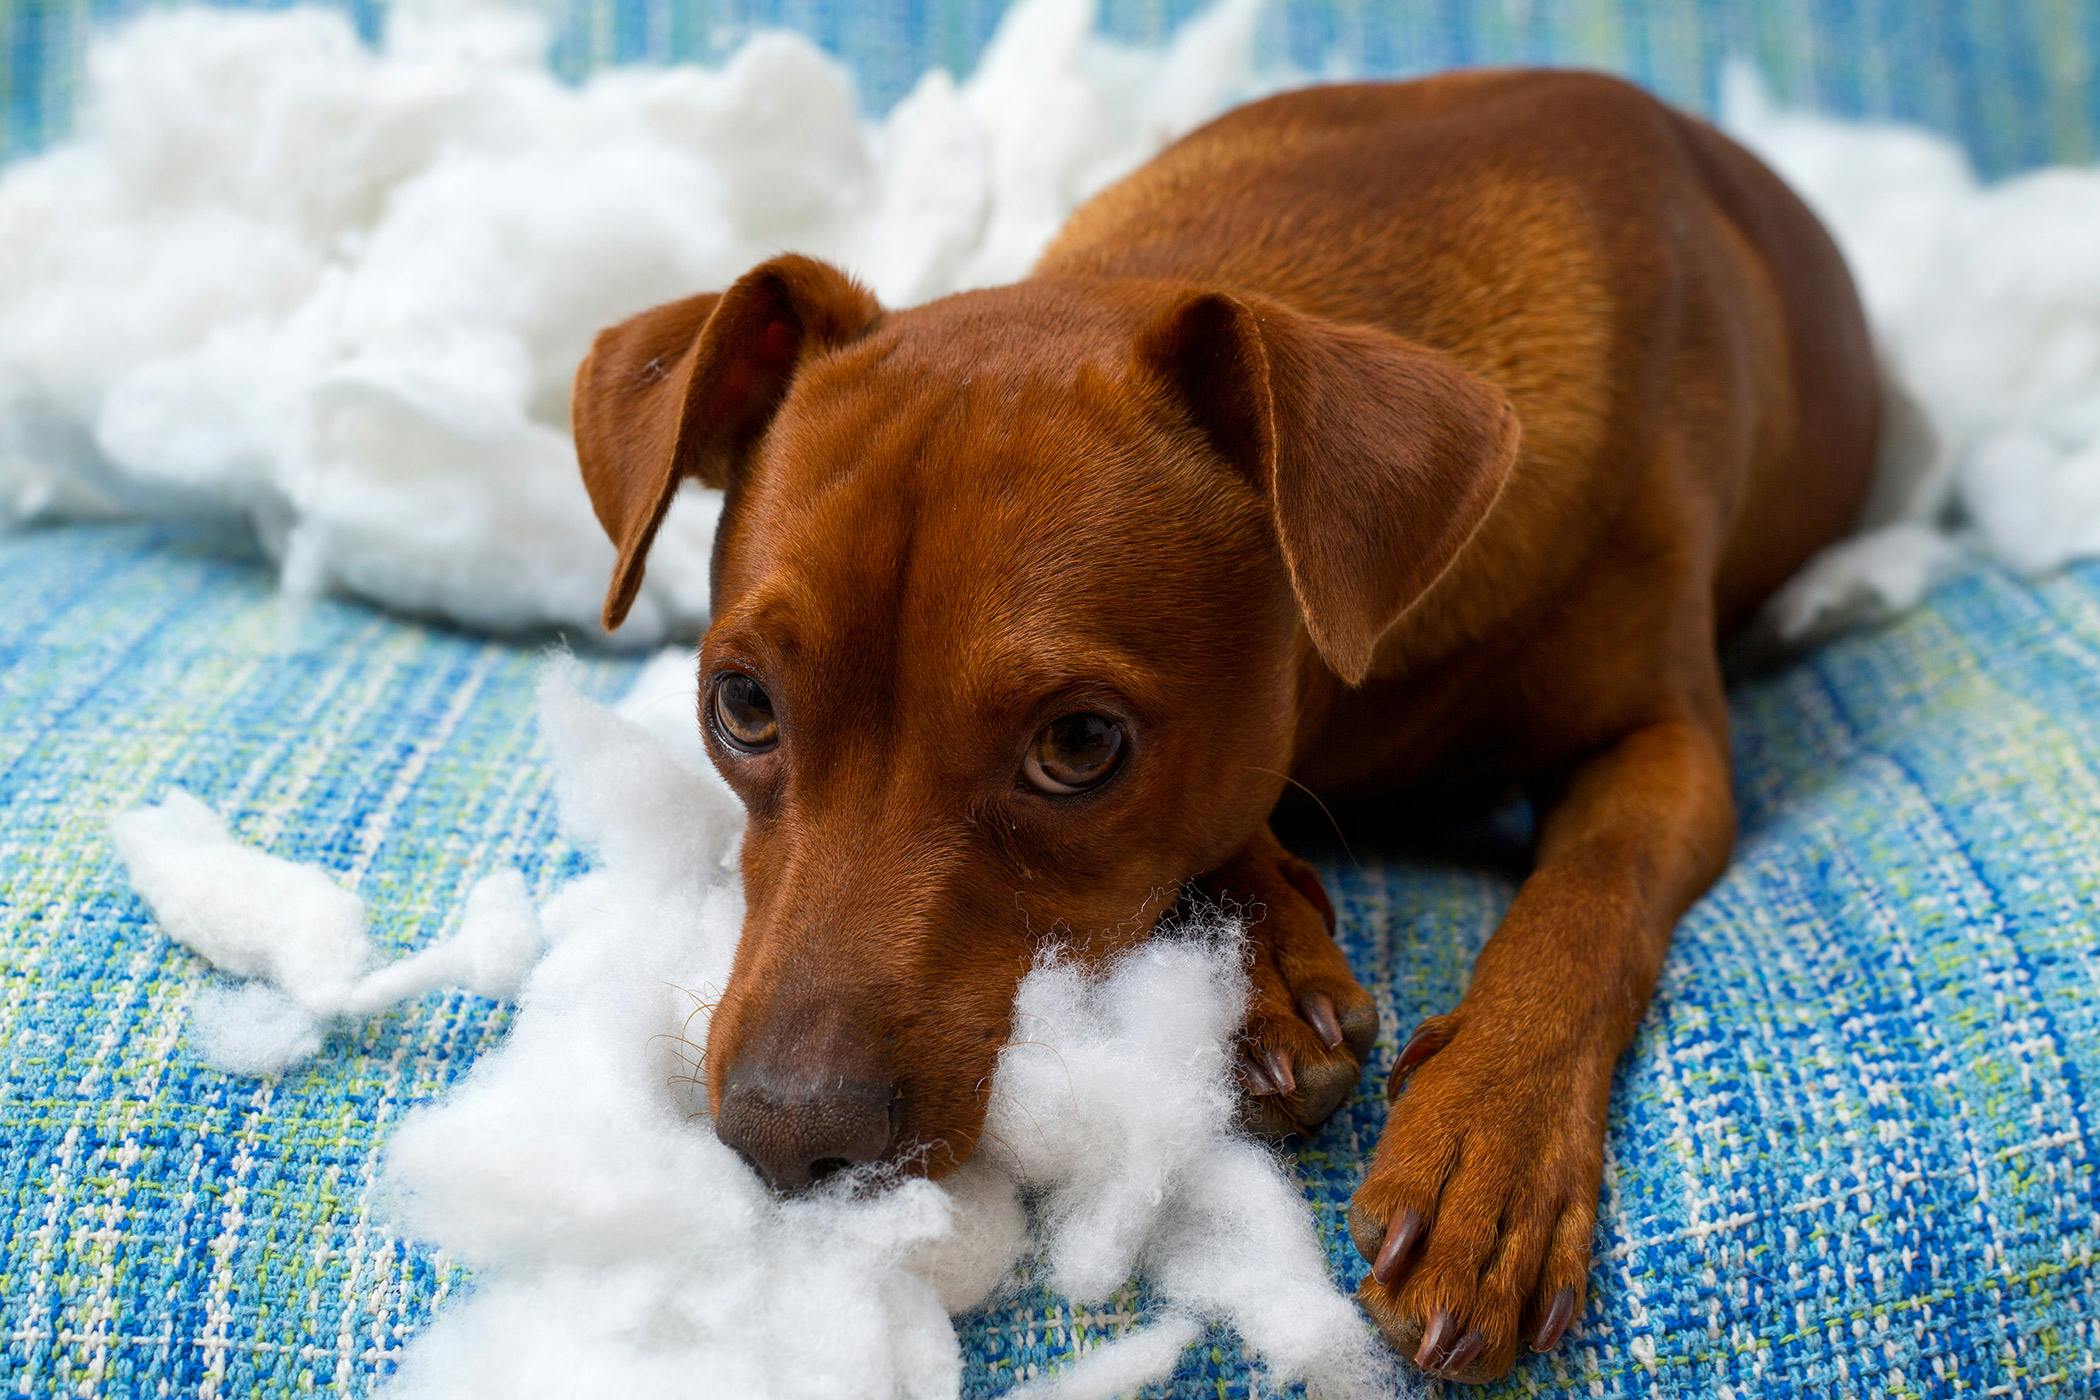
[572,254,882,629]
[1139,291,1519,684]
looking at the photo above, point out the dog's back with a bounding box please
[1041,72,1880,788]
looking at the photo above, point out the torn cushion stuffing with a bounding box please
[110,659,1390,1399]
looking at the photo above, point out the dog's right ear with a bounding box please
[1138,290,1519,686]
[572,254,882,629]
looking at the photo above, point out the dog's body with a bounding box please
[1048,75,1875,792]
[572,72,1877,1383]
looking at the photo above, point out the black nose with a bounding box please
[715,1063,896,1192]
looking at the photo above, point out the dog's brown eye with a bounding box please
[1023,712,1125,795]
[712,672,778,752]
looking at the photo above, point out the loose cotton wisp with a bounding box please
[113,656,1395,1399]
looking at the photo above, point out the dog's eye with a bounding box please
[1023,712,1125,795]
[711,672,779,753]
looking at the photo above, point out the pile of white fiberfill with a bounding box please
[1720,68,2100,640]
[0,0,1268,644]
[112,652,1393,1400]
[5,3,2097,648]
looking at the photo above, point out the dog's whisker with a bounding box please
[1239,764,1358,869]
[648,1029,711,1085]
[674,993,723,1043]
[975,1082,1053,1155]
[969,1124,1023,1175]
[662,1053,707,1078]
[992,1040,1082,1118]
[648,1030,709,1060]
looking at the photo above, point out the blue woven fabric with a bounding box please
[3,521,2097,1396]
[4,0,2098,175]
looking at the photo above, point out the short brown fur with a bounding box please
[572,72,1877,1382]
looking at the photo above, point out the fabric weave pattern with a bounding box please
[1,524,2095,1396]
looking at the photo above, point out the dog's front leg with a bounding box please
[1350,707,1736,1382]
[1197,826,1381,1139]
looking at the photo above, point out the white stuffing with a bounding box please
[1756,521,1967,645]
[0,0,1264,644]
[1001,1315,1206,1400]
[1721,66,2100,640]
[609,644,711,768]
[113,795,546,1058]
[340,867,544,1014]
[117,660,1390,1398]
[987,937,1378,1397]
[112,788,372,1015]
[188,980,328,1075]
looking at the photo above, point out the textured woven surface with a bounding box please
[3,522,2097,1396]
[4,0,2098,174]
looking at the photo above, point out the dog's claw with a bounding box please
[1415,1310,1457,1370]
[1386,1015,1455,1101]
[1299,990,1345,1050]
[1532,1285,1577,1352]
[1263,1046,1295,1097]
[1204,833,1374,1140]
[1440,1329,1488,1376]
[1372,1206,1422,1286]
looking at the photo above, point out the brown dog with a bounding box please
[570,72,1877,1383]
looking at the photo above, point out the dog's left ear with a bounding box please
[1138,291,1520,684]
[572,254,882,629]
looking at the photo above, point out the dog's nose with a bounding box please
[715,1063,896,1192]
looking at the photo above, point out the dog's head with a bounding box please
[572,254,1515,1190]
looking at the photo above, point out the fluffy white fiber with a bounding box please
[112,788,372,1015]
[0,0,1265,644]
[12,3,2092,646]
[115,659,1393,1399]
[1721,67,2100,639]
[112,791,548,1072]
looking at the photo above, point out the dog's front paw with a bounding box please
[1209,846,1378,1139]
[1347,1010,1607,1383]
